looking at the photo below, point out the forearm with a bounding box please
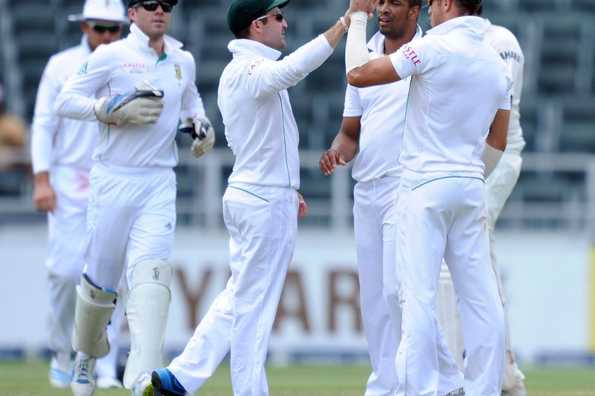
[345,12,369,73]
[34,171,50,183]
[323,15,349,49]
[276,35,334,85]
[31,125,54,174]
[55,91,97,121]
[330,131,358,163]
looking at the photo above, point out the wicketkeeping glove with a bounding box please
[94,88,164,126]
[180,116,215,158]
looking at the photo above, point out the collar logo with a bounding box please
[175,64,182,80]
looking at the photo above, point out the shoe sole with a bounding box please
[151,371,185,396]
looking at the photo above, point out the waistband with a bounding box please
[227,182,297,201]
[400,169,484,190]
[355,175,400,187]
[93,162,173,177]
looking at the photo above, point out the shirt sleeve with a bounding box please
[343,84,362,117]
[31,57,61,173]
[179,53,206,121]
[55,45,113,121]
[389,36,442,80]
[245,34,334,98]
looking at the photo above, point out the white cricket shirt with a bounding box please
[344,27,422,182]
[55,24,205,168]
[218,36,333,189]
[485,20,525,154]
[390,16,511,177]
[31,38,97,173]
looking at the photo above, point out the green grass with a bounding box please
[0,361,594,396]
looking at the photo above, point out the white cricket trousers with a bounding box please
[46,166,124,367]
[353,176,401,396]
[169,185,298,396]
[46,166,89,354]
[395,172,505,396]
[83,163,176,291]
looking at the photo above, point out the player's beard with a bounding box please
[380,24,406,41]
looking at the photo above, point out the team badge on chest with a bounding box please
[175,64,182,81]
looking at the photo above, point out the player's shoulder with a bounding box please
[91,39,127,61]
[486,22,524,58]
[46,44,87,70]
[174,48,197,68]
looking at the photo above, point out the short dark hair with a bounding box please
[233,14,269,39]
[455,0,482,15]
[408,0,422,7]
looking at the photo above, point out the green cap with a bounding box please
[227,0,289,35]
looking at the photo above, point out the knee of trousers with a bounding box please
[123,260,172,388]
[72,275,118,358]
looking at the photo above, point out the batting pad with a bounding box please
[72,275,118,358]
[123,261,172,389]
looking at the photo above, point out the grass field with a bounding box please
[1,361,594,396]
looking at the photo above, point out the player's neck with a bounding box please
[149,37,166,56]
[384,26,417,55]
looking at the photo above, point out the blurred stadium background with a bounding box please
[1,0,595,393]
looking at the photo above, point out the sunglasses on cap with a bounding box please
[138,0,174,13]
[88,22,122,34]
[254,12,285,23]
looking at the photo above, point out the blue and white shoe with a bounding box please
[48,354,72,388]
[151,368,186,396]
[71,353,96,396]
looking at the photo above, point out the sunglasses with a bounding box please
[138,0,174,13]
[255,13,285,23]
[88,23,122,34]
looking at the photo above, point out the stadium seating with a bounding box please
[1,0,595,228]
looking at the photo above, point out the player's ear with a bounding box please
[128,7,136,22]
[409,5,421,20]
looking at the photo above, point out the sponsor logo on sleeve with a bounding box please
[500,50,522,63]
[403,46,422,66]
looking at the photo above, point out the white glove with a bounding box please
[94,88,164,126]
[186,116,215,158]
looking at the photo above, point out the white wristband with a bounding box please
[339,16,349,32]
[482,144,503,178]
[345,12,369,73]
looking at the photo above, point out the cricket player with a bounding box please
[437,5,528,395]
[54,0,213,395]
[319,1,428,394]
[345,0,511,394]
[148,1,375,395]
[31,0,127,389]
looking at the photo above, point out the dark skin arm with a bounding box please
[347,54,402,88]
[320,117,361,176]
[486,108,510,151]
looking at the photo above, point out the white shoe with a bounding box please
[131,372,153,396]
[71,354,96,396]
[96,376,124,389]
[502,362,527,396]
[49,354,72,388]
[502,381,528,396]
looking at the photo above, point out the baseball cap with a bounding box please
[68,0,128,23]
[227,0,290,35]
[128,0,178,7]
